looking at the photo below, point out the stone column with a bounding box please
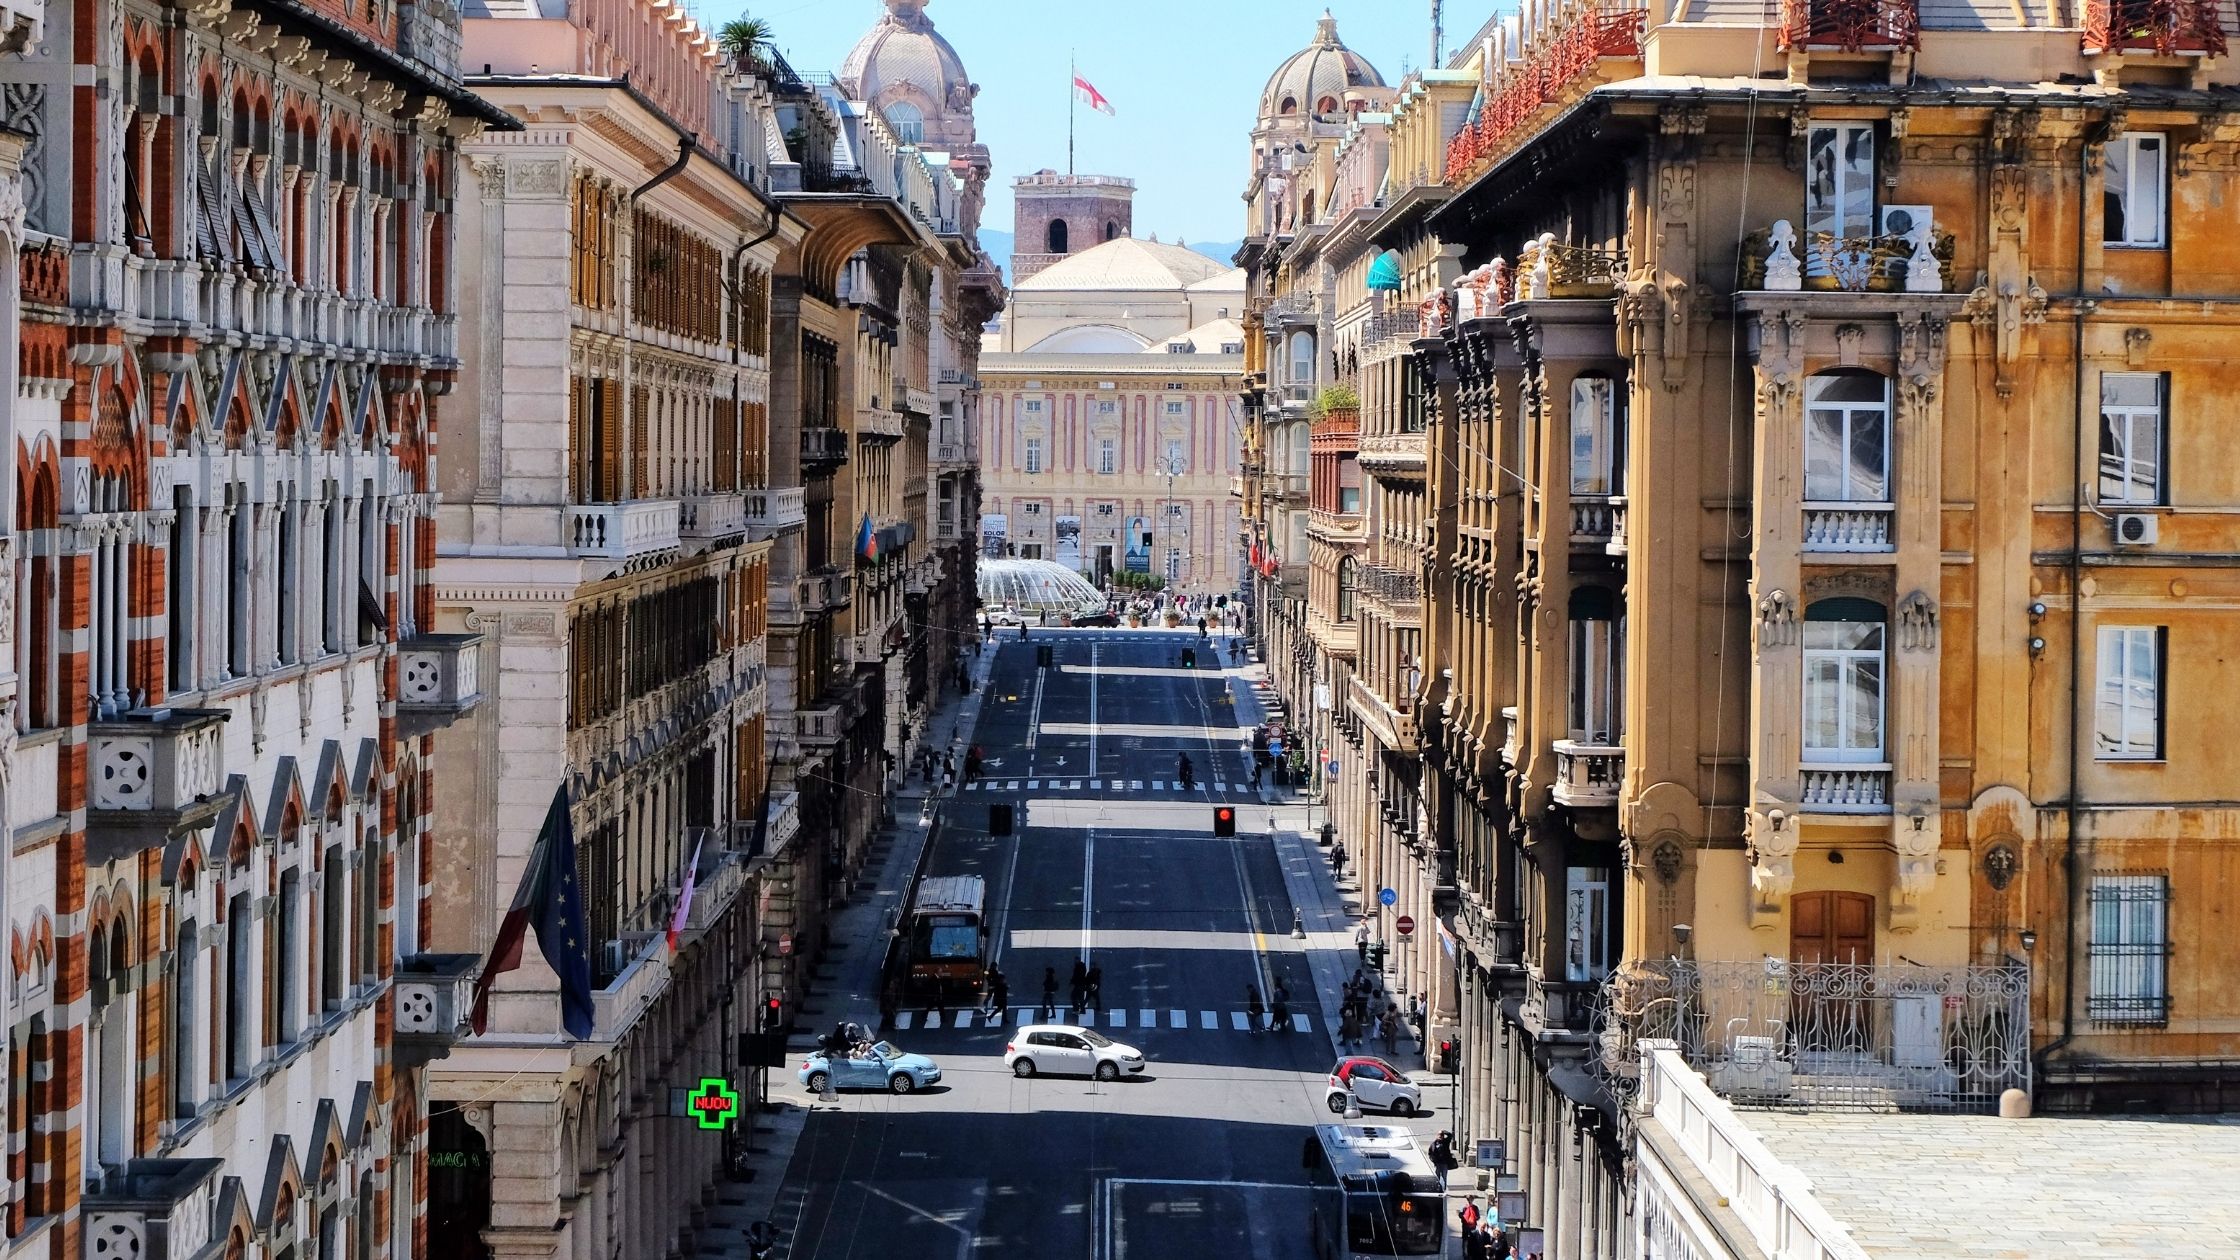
[1745,308,1807,926]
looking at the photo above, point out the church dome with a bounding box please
[838,0,975,130]
[1259,11,1386,122]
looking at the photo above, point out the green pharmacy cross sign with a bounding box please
[686,1077,741,1130]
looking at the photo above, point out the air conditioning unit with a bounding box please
[2114,512,2159,547]
[1879,205,1934,239]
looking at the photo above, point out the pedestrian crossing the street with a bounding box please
[885,1006,1314,1035]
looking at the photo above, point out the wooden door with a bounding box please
[1790,891,1874,964]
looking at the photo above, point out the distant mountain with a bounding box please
[969,230,1244,282]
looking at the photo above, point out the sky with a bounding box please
[703,0,1477,250]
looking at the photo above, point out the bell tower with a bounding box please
[1010,170,1136,282]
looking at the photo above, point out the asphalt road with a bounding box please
[768,631,1442,1258]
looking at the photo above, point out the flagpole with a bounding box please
[1068,50,1076,176]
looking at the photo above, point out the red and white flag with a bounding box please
[1074,75,1115,116]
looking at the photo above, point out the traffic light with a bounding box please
[990,802,1014,835]
[1438,1039,1459,1075]
[761,996,783,1032]
[1213,806,1236,837]
[1180,647,1196,669]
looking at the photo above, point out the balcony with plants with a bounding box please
[1442,4,1647,188]
[2082,0,2229,55]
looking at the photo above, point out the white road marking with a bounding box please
[1151,780,1165,790]
[1201,1011,1217,1029]
[1140,1009,1155,1029]
[1027,780,1040,789]
[895,1011,915,1029]
[1293,1013,1311,1033]
[1091,780,1104,790]
[1129,780,1144,790]
[1081,824,1097,967]
[1230,1011,1249,1031]
[1005,780,1020,791]
[1170,1010,1186,1028]
[1088,641,1100,776]
[1109,1009,1126,1027]
[925,1011,942,1029]
[1079,1010,1095,1026]
[1025,666,1046,750]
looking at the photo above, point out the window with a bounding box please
[1024,438,1044,474]
[2098,373,2163,506]
[1024,399,1044,414]
[2104,133,2166,248]
[1336,557,1358,622]
[1804,372,1889,503]
[1046,219,1068,255]
[1567,587,1624,743]
[1569,376,1620,496]
[1165,400,1185,416]
[885,102,923,145]
[1164,439,1186,475]
[1566,867,1612,983]
[1288,332,1314,387]
[1337,486,1361,514]
[1805,123,1875,239]
[2088,874,2169,1023]
[2094,626,2163,760]
[1097,438,1116,475]
[1802,598,1886,763]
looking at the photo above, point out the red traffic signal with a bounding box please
[1213,807,1237,837]
[762,996,783,1030]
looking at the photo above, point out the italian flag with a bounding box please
[1074,75,1115,116]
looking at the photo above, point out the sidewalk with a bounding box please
[696,643,1003,1255]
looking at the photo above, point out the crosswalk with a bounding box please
[960,778,1249,795]
[886,1006,1315,1034]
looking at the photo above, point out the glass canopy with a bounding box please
[977,558,1106,613]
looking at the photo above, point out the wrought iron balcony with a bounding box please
[1552,739,1624,807]
[679,492,748,546]
[1799,764,1891,813]
[1442,9,1646,185]
[1514,236,1627,301]
[2083,0,2229,54]
[392,952,481,1067]
[801,425,851,469]
[81,1158,226,1260]
[1777,0,1921,52]
[565,499,681,565]
[1802,503,1894,552]
[87,708,229,861]
[396,633,484,737]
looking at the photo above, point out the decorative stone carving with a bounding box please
[2124,326,2153,368]
[1755,587,1796,647]
[1898,590,1939,652]
[1981,841,2019,892]
[1904,218,1942,292]
[1763,220,1803,291]
[1890,809,1940,925]
[1652,840,1683,887]
[505,159,568,198]
[1746,807,1796,922]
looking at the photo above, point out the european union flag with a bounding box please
[471,785,596,1039]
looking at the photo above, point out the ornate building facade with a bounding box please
[4,6,497,1260]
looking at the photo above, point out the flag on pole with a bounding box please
[666,830,707,954]
[469,785,596,1039]
[856,512,878,561]
[1073,74,1115,116]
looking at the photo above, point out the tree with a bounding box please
[718,17,773,71]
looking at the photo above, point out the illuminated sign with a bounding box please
[686,1077,741,1130]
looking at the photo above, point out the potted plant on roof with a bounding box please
[718,16,775,77]
[1310,383,1360,433]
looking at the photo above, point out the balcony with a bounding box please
[81,1158,225,1260]
[87,709,229,861]
[679,492,748,549]
[801,425,851,470]
[1356,431,1427,476]
[1740,224,1953,294]
[1799,765,1891,813]
[392,952,481,1068]
[2083,0,2226,54]
[19,236,69,306]
[745,487,807,539]
[1500,707,1521,767]
[682,847,748,934]
[1514,237,1627,301]
[566,500,681,566]
[1570,496,1616,550]
[1443,8,1646,185]
[396,633,484,737]
[1802,503,1894,553]
[1552,739,1624,807]
[858,407,906,441]
[795,702,846,746]
[1777,0,1920,52]
[932,439,974,471]
[591,934,671,1044]
[1348,674,1418,750]
[1606,495,1630,556]
[799,567,851,613]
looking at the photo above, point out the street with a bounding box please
[766,630,1445,1258]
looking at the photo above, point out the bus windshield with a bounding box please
[916,915,980,960]
[1344,1189,1443,1256]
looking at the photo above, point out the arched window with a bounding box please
[1105,220,1118,242]
[1569,375,1622,496]
[89,917,133,1177]
[1317,96,1338,115]
[1046,218,1068,255]
[172,913,198,1116]
[1804,371,1889,503]
[1336,557,1358,622]
[1280,95,1298,115]
[1287,331,1315,388]
[884,102,923,145]
[1803,597,1886,762]
[1302,190,1316,224]
[1567,586,1623,743]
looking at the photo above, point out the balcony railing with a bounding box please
[1552,739,1624,807]
[1362,563,1421,608]
[1443,9,1647,185]
[1741,223,1953,293]
[745,486,807,538]
[795,703,846,745]
[396,633,484,737]
[1500,707,1521,766]
[1799,764,1891,812]
[679,493,748,545]
[681,842,748,935]
[1592,958,2031,1113]
[1516,236,1627,301]
[591,934,670,1043]
[2083,0,2229,54]
[1606,495,1630,556]
[1777,0,1921,52]
[20,236,69,306]
[81,1158,226,1260]
[801,425,851,468]
[566,499,682,564]
[88,708,228,816]
[1802,503,1893,552]
[1570,496,1616,548]
[392,952,481,1067]
[932,439,973,468]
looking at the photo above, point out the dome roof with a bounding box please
[1260,11,1386,122]
[1014,237,1236,293]
[978,559,1106,614]
[839,0,973,119]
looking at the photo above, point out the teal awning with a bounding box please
[1366,250,1403,292]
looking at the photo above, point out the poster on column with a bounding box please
[981,513,1008,558]
[1124,517,1151,573]
[1054,516,1082,572]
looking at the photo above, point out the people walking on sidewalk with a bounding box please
[1355,920,1371,963]
[1379,1005,1401,1057]
[1339,1005,1361,1050]
[1270,979,1290,1032]
[1245,983,1266,1034]
[1070,960,1089,1015]
[1427,1130,1456,1191]
[1042,967,1059,1019]
[1086,964,1104,1014]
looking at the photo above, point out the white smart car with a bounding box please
[1005,1025,1147,1080]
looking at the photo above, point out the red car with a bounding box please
[1326,1056,1424,1116]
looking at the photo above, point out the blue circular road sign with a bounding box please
[1379,887,1398,907]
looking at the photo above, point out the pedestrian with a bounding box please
[988,966,1009,1021]
[1271,979,1291,1032]
[942,752,956,791]
[1339,1006,1361,1050]
[1355,920,1371,963]
[1177,753,1194,789]
[1379,1008,1400,1057]
[1459,1196,1483,1238]
[1350,968,1368,999]
[1250,761,1263,790]
[1070,959,1089,1015]
[1042,967,1059,1019]
[1086,964,1104,1014]
[1463,1223,1488,1260]
[1427,1130,1457,1192]
[1409,994,1427,1046]
[1485,1224,1512,1260]
[1245,983,1266,1034]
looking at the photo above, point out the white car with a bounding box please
[1325,1056,1424,1116]
[1005,1025,1147,1081]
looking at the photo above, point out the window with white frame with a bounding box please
[2097,373,2164,506]
[2088,873,2169,1023]
[1097,437,1117,475]
[1564,866,1612,983]
[1024,399,1044,415]
[1805,123,1876,239]
[1165,400,1186,416]
[1164,438,1186,474]
[1567,586,1623,743]
[1288,331,1315,387]
[1804,372,1890,503]
[2104,133,2166,248]
[1024,437,1044,474]
[2094,625,2163,760]
[1569,375,1620,497]
[1802,597,1886,763]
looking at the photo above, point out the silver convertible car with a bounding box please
[798,1041,943,1095]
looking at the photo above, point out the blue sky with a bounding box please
[709,0,1468,248]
